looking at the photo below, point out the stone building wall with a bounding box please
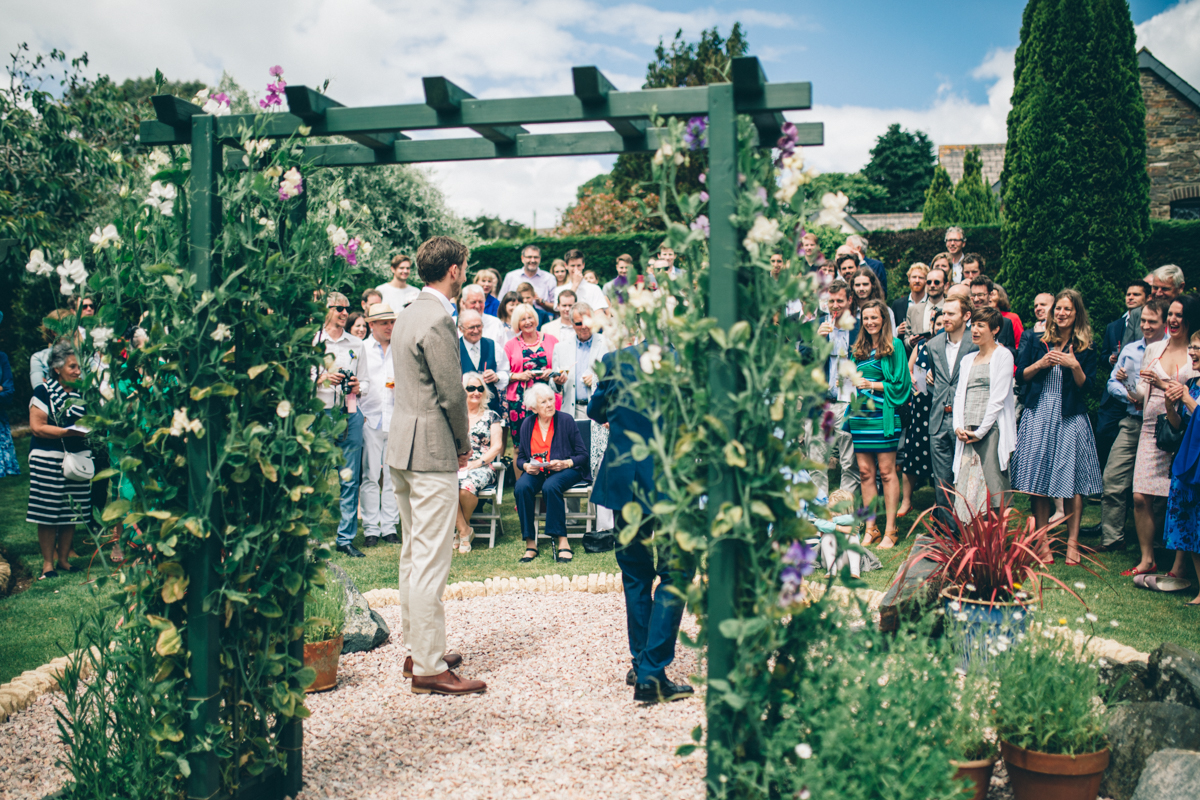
[1142,69,1200,219]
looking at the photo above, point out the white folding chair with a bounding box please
[535,420,596,541]
[467,464,506,548]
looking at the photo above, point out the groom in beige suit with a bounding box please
[387,236,486,695]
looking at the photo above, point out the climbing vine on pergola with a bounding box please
[141,56,821,799]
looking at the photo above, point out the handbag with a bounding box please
[63,448,95,482]
[582,528,615,553]
[1155,405,1185,453]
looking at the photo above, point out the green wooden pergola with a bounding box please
[142,56,821,799]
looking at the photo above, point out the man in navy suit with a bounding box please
[458,310,507,419]
[1096,280,1149,470]
[844,235,887,297]
[588,343,695,704]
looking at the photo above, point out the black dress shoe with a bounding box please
[633,677,694,703]
[626,668,636,686]
[382,534,400,544]
[1078,524,1102,537]
[1095,541,1125,552]
[336,544,366,558]
[362,536,379,548]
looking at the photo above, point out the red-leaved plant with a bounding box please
[900,491,1098,609]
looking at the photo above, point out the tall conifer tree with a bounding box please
[919,165,961,228]
[999,0,1149,323]
[954,148,999,225]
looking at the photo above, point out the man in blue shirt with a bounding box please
[1099,298,1168,551]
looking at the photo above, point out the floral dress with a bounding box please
[1165,379,1200,555]
[504,334,558,430]
[459,410,499,495]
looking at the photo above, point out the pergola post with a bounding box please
[704,81,739,792]
[186,113,223,800]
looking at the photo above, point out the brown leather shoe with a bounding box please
[411,670,486,696]
[403,653,462,678]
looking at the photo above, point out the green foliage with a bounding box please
[1000,0,1149,326]
[609,25,747,212]
[994,631,1109,755]
[56,608,186,799]
[1144,219,1200,283]
[805,172,888,214]
[954,148,999,225]
[304,577,346,643]
[860,123,936,213]
[947,667,998,762]
[919,166,961,229]
[28,118,357,793]
[467,214,534,241]
[469,232,667,284]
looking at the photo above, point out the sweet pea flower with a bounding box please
[200,91,231,116]
[145,149,171,177]
[25,249,53,277]
[144,181,177,217]
[278,167,304,200]
[169,408,204,438]
[689,214,710,238]
[326,225,349,247]
[89,224,121,250]
[743,216,783,251]
[90,327,115,350]
[210,323,232,341]
[639,343,663,374]
[276,400,292,418]
[683,116,707,150]
[813,192,850,229]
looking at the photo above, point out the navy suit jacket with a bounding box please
[1099,316,1127,412]
[587,346,657,513]
[865,256,888,297]
[460,337,503,416]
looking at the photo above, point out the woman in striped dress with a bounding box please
[845,299,912,548]
[27,341,91,580]
[1012,289,1102,565]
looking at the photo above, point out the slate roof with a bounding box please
[1138,47,1200,112]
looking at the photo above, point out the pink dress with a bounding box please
[1134,346,1196,496]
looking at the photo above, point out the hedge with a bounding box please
[469,232,670,285]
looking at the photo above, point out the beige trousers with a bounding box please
[390,467,458,676]
[1101,415,1141,546]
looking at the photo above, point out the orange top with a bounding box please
[530,416,555,462]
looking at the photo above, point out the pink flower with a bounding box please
[269,65,284,76]
[334,238,361,266]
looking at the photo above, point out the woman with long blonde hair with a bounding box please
[845,299,912,547]
[1012,288,1102,564]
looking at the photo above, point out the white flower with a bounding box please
[263,165,283,180]
[25,249,54,277]
[813,191,850,229]
[278,167,303,199]
[964,583,976,592]
[144,181,177,217]
[276,400,292,419]
[339,468,353,481]
[948,600,961,612]
[954,612,969,623]
[245,138,273,158]
[794,743,813,759]
[652,142,673,166]
[360,240,373,255]
[774,152,816,203]
[89,224,121,250]
[210,323,232,341]
[145,149,171,177]
[99,382,115,401]
[201,94,230,116]
[169,408,204,438]
[118,183,130,198]
[57,258,88,295]
[297,125,312,136]
[837,310,856,331]
[109,150,123,163]
[1074,582,1086,590]
[743,216,783,250]
[257,217,276,234]
[1011,610,1024,621]
[627,285,657,312]
[90,327,115,350]
[639,344,663,375]
[326,224,349,247]
[338,199,352,211]
[1086,613,1098,623]
[1110,620,1120,628]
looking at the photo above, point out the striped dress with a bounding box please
[26,380,92,526]
[844,350,901,453]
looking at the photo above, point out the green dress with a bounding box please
[843,338,912,453]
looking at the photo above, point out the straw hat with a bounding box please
[365,302,396,322]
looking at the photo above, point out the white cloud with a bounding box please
[1136,0,1200,89]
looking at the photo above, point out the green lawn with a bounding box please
[2,440,1197,684]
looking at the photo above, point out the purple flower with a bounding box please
[683,116,708,150]
[819,404,836,440]
[756,187,769,206]
[269,65,284,76]
[698,173,706,184]
[780,565,805,588]
[334,238,360,266]
[782,541,816,575]
[775,121,800,165]
[690,214,710,238]
[211,92,229,105]
[699,191,709,203]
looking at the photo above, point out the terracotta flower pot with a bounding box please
[1000,740,1110,800]
[950,757,996,800]
[303,635,343,693]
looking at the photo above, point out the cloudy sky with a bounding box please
[4,0,1198,228]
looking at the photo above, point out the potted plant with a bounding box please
[303,578,346,693]
[946,668,998,800]
[993,629,1109,800]
[903,492,1094,657]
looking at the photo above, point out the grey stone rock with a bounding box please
[1102,702,1200,800]
[1130,749,1200,800]
[1100,659,1153,704]
[1148,643,1200,710]
[326,563,391,654]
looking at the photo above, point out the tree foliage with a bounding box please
[466,215,534,241]
[999,0,1149,323]
[919,165,961,228]
[859,123,936,213]
[805,172,888,215]
[954,147,999,225]
[555,180,662,236]
[608,25,748,212]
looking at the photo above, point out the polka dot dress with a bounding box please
[899,343,933,482]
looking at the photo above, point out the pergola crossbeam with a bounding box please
[423,76,528,144]
[284,86,405,150]
[573,66,647,140]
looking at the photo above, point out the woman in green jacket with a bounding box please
[845,299,912,547]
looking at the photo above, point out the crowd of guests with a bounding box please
[806,228,1200,605]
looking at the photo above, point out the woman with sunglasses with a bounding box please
[455,372,503,554]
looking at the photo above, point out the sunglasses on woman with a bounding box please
[329,305,350,313]
[465,385,485,393]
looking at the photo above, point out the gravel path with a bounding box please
[0,591,705,800]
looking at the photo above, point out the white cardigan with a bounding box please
[951,347,1017,480]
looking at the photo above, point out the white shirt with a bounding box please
[498,267,557,304]
[945,335,963,371]
[359,336,394,430]
[377,282,420,311]
[421,285,456,317]
[313,328,365,410]
[554,279,610,311]
[825,316,856,403]
[949,255,964,284]
[461,335,510,391]
[541,318,571,341]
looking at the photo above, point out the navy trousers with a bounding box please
[514,468,582,540]
[615,519,697,684]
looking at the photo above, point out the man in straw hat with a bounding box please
[359,302,400,547]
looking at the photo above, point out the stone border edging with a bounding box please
[0,549,11,594]
[362,571,624,608]
[0,649,96,724]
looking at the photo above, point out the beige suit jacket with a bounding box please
[386,293,470,472]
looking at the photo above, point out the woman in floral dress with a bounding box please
[455,372,503,554]
[502,304,560,432]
